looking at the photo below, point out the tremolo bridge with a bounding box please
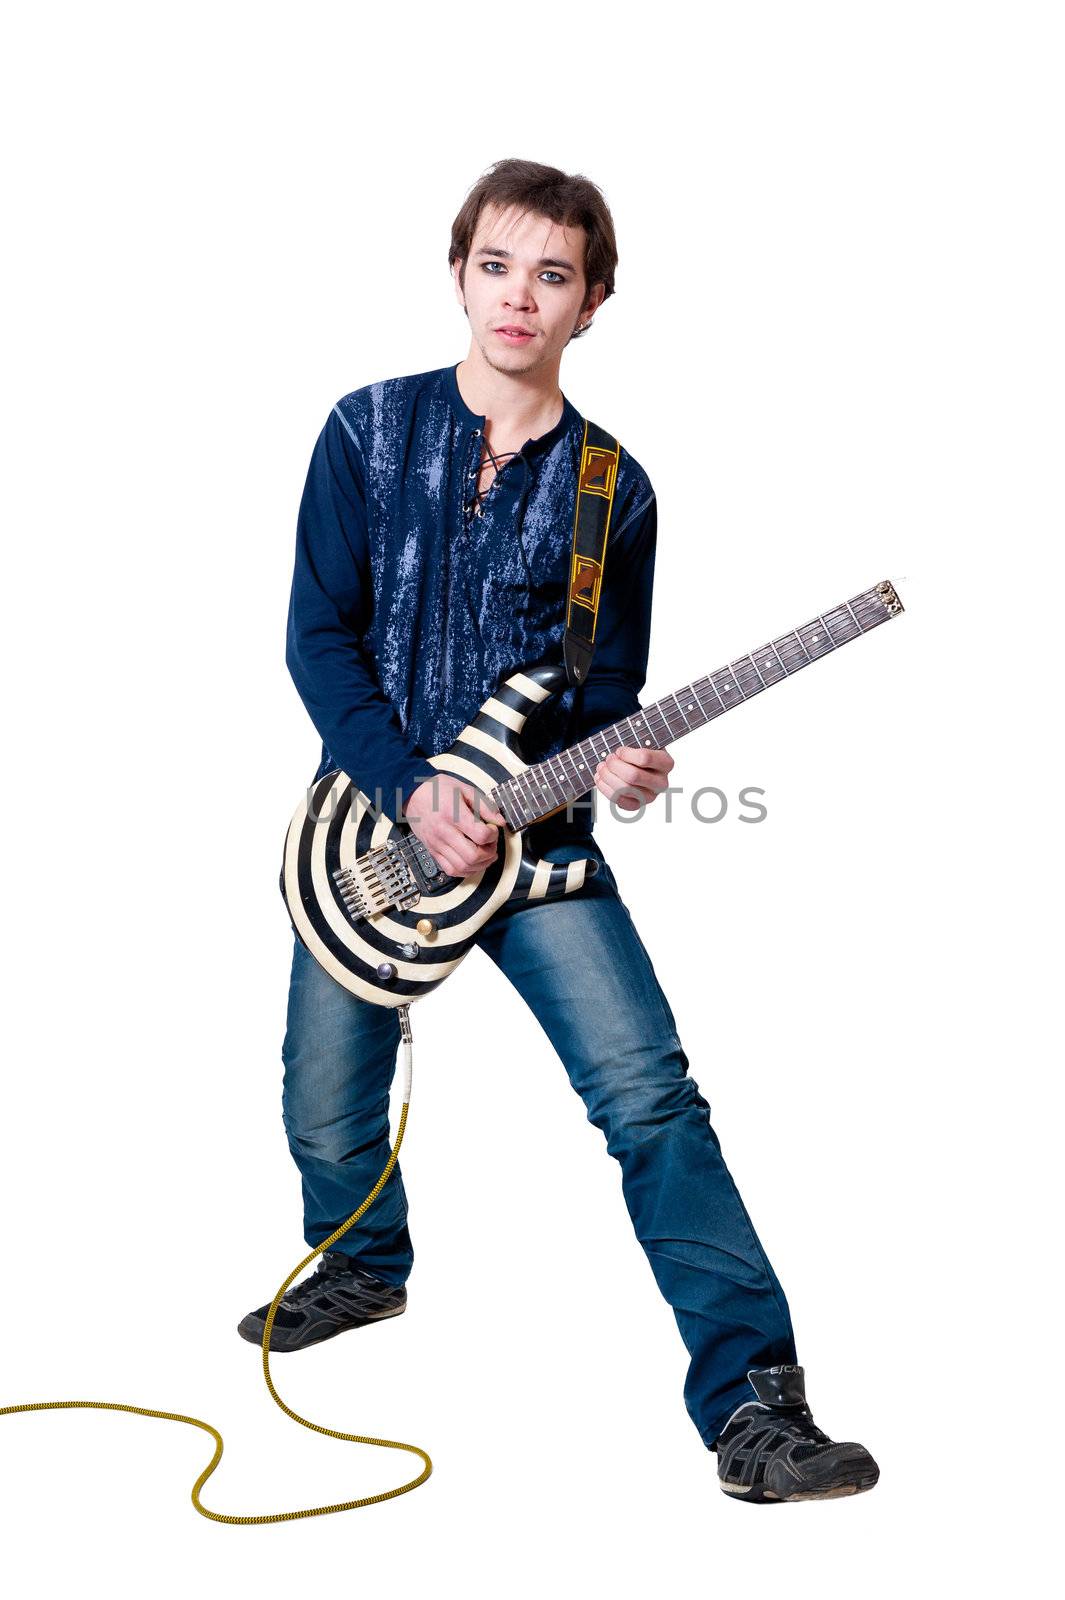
[332,835,449,924]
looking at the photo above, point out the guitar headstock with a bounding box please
[876,579,904,616]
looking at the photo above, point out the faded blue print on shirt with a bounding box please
[286,363,657,830]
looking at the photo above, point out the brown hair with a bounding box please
[449,158,618,338]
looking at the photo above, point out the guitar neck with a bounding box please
[493,580,904,832]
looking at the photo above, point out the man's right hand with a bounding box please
[403,774,506,878]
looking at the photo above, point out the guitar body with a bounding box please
[281,663,598,1007]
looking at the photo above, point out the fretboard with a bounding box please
[492,580,904,832]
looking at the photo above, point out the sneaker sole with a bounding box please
[720,1469,879,1503]
[236,1301,406,1353]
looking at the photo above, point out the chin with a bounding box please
[480,339,545,377]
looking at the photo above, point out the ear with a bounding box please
[581,280,607,326]
[451,259,467,309]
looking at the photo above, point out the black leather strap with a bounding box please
[563,418,620,687]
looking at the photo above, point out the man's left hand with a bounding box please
[594,746,675,811]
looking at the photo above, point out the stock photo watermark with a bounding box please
[306,777,768,828]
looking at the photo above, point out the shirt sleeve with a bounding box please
[285,406,433,816]
[576,488,657,742]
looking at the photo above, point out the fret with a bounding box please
[844,599,865,633]
[852,591,888,629]
[562,742,588,787]
[517,767,543,817]
[551,757,571,801]
[676,685,710,728]
[821,605,859,644]
[627,709,658,749]
[572,745,595,783]
[488,784,511,828]
[729,655,764,698]
[643,704,672,745]
[510,770,533,820]
[796,619,836,660]
[671,692,695,731]
[689,686,713,724]
[710,666,741,705]
[694,672,725,716]
[502,781,527,831]
[791,630,813,664]
[572,741,593,782]
[531,763,552,810]
[544,754,567,801]
[620,713,648,750]
[689,676,723,718]
[562,745,586,791]
[688,681,714,723]
[751,644,787,685]
[768,640,790,678]
[815,611,839,647]
[657,698,688,739]
[633,706,660,747]
[773,634,807,673]
[512,768,548,826]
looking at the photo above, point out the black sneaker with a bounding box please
[713,1364,879,1503]
[237,1249,407,1352]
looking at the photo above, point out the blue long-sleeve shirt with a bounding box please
[286,362,657,836]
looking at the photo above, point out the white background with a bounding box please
[1,2,1060,1594]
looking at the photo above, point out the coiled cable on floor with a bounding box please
[0,1002,432,1524]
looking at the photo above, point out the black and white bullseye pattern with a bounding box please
[281,663,595,1007]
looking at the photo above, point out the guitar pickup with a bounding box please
[407,835,451,893]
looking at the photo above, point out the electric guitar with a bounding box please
[281,580,904,1006]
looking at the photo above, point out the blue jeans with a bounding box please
[280,834,798,1448]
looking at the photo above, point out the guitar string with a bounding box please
[494,592,896,826]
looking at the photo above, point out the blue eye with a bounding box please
[480,262,565,284]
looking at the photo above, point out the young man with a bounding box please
[240,159,880,1504]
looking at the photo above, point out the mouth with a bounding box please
[494,326,536,343]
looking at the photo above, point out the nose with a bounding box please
[503,274,536,311]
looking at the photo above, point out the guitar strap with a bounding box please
[563,418,621,687]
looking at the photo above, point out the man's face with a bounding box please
[453,202,605,377]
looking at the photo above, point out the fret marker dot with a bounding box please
[812,634,819,642]
[764,661,772,668]
[724,684,731,691]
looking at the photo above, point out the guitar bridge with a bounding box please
[332,839,421,923]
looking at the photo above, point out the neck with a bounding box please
[487,581,905,833]
[456,348,564,441]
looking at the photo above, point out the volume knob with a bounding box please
[376,962,397,983]
[416,918,435,937]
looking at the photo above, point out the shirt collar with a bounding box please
[444,362,582,455]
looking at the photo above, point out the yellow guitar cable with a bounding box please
[0,1003,432,1524]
